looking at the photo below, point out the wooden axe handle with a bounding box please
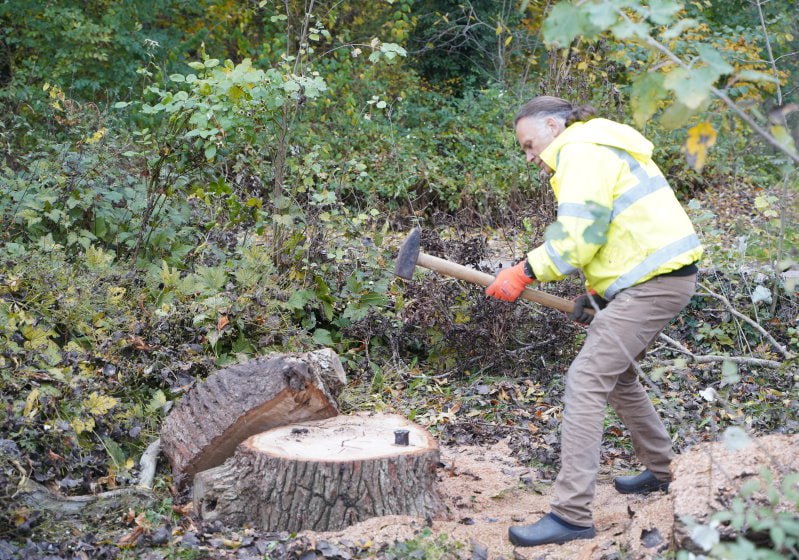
[417,252,580,314]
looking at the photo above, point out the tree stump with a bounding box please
[160,349,346,484]
[193,412,446,532]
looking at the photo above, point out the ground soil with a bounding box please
[306,439,674,559]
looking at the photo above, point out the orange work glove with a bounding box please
[485,261,535,302]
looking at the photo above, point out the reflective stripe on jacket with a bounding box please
[526,118,703,299]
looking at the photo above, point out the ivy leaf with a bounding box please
[85,392,118,416]
[683,121,717,171]
[632,72,667,128]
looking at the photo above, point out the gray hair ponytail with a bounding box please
[515,96,596,127]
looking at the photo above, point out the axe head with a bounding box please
[394,227,421,280]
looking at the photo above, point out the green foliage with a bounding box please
[0,0,195,106]
[383,528,463,560]
[133,56,327,162]
[542,0,793,155]
[1,0,798,554]
[680,468,799,559]
[0,140,197,261]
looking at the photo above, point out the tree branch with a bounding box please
[615,10,799,164]
[754,0,782,105]
[697,282,794,360]
[657,333,784,368]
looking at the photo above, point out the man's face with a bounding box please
[515,115,563,173]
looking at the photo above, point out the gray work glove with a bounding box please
[568,292,608,325]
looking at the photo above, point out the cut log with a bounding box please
[160,349,346,484]
[193,412,446,532]
[671,433,799,552]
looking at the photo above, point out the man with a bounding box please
[485,96,702,547]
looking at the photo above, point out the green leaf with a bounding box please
[313,329,334,345]
[85,392,118,416]
[543,2,590,47]
[204,145,217,160]
[696,44,733,75]
[659,101,699,129]
[169,74,185,83]
[584,2,618,29]
[721,359,740,385]
[631,73,668,127]
[739,479,761,498]
[662,18,698,39]
[287,289,315,310]
[103,437,127,468]
[736,69,781,84]
[147,389,167,413]
[770,526,786,549]
[647,0,682,25]
[690,524,720,552]
[663,67,716,109]
[611,18,649,39]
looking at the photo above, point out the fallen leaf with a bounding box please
[129,336,151,351]
[217,314,229,330]
[117,525,145,547]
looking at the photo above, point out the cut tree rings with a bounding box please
[193,412,446,532]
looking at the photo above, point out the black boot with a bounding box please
[613,469,669,494]
[508,513,596,547]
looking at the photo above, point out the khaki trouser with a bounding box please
[550,273,697,527]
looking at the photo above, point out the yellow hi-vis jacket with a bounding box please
[527,118,703,299]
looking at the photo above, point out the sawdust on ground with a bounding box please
[304,439,674,559]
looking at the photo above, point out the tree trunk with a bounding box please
[193,413,446,532]
[160,349,346,485]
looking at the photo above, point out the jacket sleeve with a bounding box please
[527,143,620,282]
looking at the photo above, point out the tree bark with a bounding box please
[160,349,346,484]
[193,412,446,532]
